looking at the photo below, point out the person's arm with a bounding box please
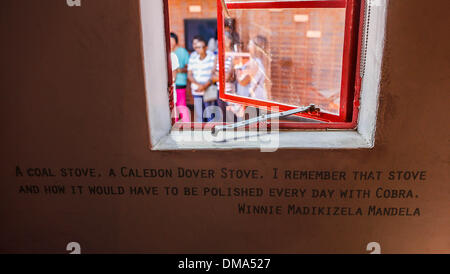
[186,61,191,93]
[172,71,178,83]
[187,58,201,86]
[198,57,215,90]
[225,62,235,82]
[177,49,190,74]
[211,56,219,82]
[214,55,236,83]
[188,71,207,93]
[248,59,265,98]
[236,57,257,86]
[170,53,180,84]
[187,55,198,85]
[177,67,188,74]
[198,79,212,92]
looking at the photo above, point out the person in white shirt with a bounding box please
[187,37,215,122]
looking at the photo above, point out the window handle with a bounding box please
[211,105,320,136]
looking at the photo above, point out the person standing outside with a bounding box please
[170,32,190,122]
[188,36,215,123]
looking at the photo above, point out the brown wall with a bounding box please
[0,0,449,253]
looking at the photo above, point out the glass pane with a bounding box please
[225,0,330,2]
[222,7,346,115]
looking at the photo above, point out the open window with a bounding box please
[140,0,387,150]
[216,0,363,129]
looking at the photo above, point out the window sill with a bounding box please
[152,129,372,151]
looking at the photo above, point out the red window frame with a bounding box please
[163,0,365,130]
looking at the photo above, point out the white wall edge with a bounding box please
[140,0,172,147]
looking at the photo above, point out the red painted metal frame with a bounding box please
[161,0,363,130]
[163,0,176,125]
[217,0,363,129]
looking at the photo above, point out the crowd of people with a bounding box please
[170,21,268,123]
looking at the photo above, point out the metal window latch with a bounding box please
[211,104,320,136]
